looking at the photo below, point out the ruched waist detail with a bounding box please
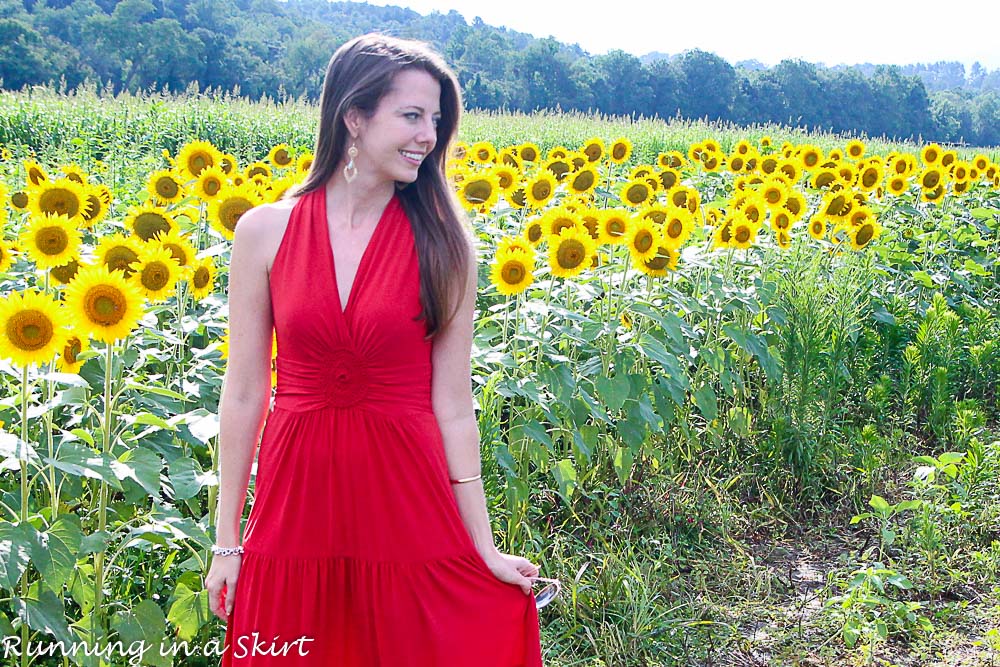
[274,350,433,414]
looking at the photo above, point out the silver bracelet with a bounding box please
[211,545,244,557]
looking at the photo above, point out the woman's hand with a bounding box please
[480,549,539,595]
[206,554,242,622]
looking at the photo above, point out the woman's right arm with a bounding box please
[207,205,278,620]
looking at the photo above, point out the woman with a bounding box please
[205,33,546,665]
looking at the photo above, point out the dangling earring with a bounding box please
[344,142,358,183]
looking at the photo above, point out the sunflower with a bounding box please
[245,161,272,181]
[23,159,48,187]
[760,156,779,175]
[542,206,582,237]
[523,216,545,246]
[193,166,227,202]
[49,258,80,285]
[128,245,181,302]
[845,139,865,159]
[508,186,527,209]
[856,162,883,192]
[737,197,765,226]
[939,150,957,169]
[208,184,263,240]
[810,168,841,190]
[124,202,176,242]
[848,219,881,250]
[711,217,735,249]
[609,137,632,164]
[492,165,519,193]
[654,168,679,192]
[18,213,82,270]
[0,238,15,273]
[176,140,221,180]
[29,177,87,220]
[496,235,534,258]
[775,230,792,250]
[808,216,827,240]
[567,166,599,195]
[661,208,694,249]
[148,169,185,204]
[797,145,823,170]
[0,289,71,367]
[770,210,794,233]
[887,175,908,196]
[729,214,759,250]
[727,153,746,173]
[466,141,495,165]
[267,143,294,168]
[457,172,501,213]
[295,152,313,175]
[80,185,110,228]
[94,233,143,276]
[920,143,941,165]
[187,256,217,300]
[620,179,652,207]
[777,159,802,184]
[759,178,789,210]
[540,157,570,182]
[918,167,943,191]
[490,248,534,295]
[597,209,630,244]
[671,185,700,214]
[921,184,946,204]
[524,172,557,209]
[55,333,89,374]
[64,264,146,344]
[577,137,603,163]
[626,217,660,262]
[150,228,197,272]
[699,150,722,173]
[547,226,596,278]
[784,192,807,220]
[518,143,540,163]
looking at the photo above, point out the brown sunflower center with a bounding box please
[188,153,212,176]
[156,177,179,199]
[634,230,654,253]
[625,184,648,205]
[606,218,626,236]
[273,149,291,166]
[531,181,551,201]
[36,226,69,256]
[501,259,526,284]
[202,177,222,197]
[572,171,595,192]
[527,222,542,243]
[612,143,627,161]
[104,246,139,274]
[63,337,82,364]
[856,224,874,246]
[133,212,171,241]
[140,262,171,291]
[666,219,684,239]
[193,266,210,289]
[38,188,80,217]
[218,197,253,233]
[556,239,586,269]
[51,259,80,284]
[11,191,29,209]
[84,285,127,326]
[6,309,53,351]
[83,194,102,222]
[465,180,492,203]
[645,251,669,271]
[734,226,751,244]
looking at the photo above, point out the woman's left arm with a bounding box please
[430,245,499,558]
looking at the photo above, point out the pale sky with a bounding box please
[359,0,1000,70]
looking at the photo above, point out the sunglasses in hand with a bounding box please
[527,576,561,610]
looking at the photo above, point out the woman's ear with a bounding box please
[343,107,362,140]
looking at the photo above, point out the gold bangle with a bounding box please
[449,473,482,484]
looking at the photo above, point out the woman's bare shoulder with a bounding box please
[233,196,301,274]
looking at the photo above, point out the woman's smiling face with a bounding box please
[347,68,442,187]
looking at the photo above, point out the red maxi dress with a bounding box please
[219,186,544,666]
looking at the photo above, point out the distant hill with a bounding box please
[0,0,997,144]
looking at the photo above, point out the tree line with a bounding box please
[2,0,999,146]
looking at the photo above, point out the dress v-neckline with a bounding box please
[321,187,395,319]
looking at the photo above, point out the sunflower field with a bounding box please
[1,90,1000,666]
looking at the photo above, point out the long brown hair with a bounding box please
[287,33,471,341]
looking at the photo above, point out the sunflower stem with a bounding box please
[19,364,31,667]
[92,340,115,663]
